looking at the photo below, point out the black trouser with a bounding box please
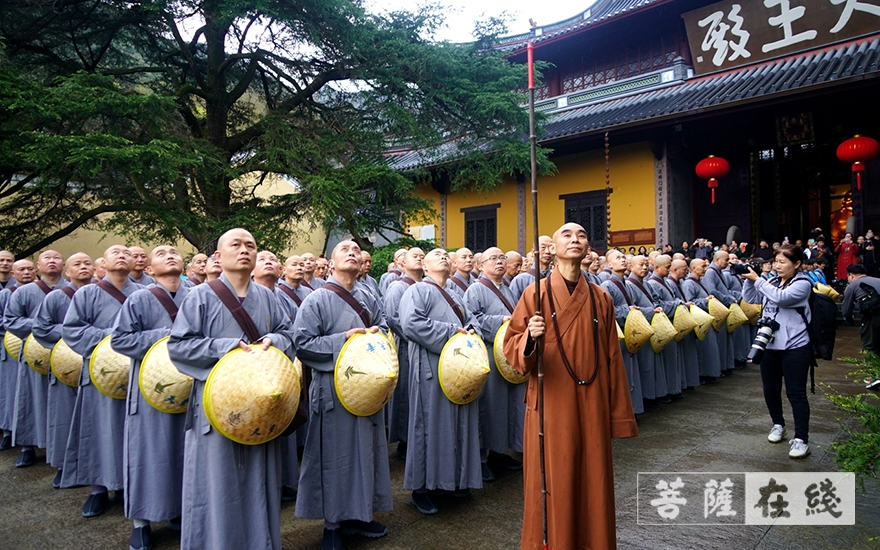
[859,312,880,354]
[759,344,811,443]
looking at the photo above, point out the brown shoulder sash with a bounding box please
[60,286,76,299]
[449,274,469,292]
[607,276,633,306]
[423,279,465,324]
[95,280,127,305]
[207,279,261,342]
[627,276,655,304]
[149,287,179,322]
[35,280,53,295]
[277,284,303,307]
[477,277,515,314]
[321,282,372,327]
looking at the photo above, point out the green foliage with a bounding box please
[824,351,880,490]
[368,237,436,280]
[0,0,548,254]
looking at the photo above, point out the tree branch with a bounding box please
[15,204,137,258]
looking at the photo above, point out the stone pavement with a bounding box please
[1,325,878,549]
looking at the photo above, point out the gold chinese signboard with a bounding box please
[682,0,880,75]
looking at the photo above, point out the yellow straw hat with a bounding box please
[438,332,490,405]
[334,331,399,417]
[203,346,300,445]
[3,331,22,360]
[690,304,714,341]
[24,334,51,375]
[89,335,131,400]
[739,300,762,325]
[726,302,749,333]
[650,312,677,353]
[139,336,193,414]
[493,321,528,384]
[707,297,730,331]
[814,282,841,300]
[617,321,625,340]
[50,339,82,387]
[624,308,654,354]
[672,304,697,342]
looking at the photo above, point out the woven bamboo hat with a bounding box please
[438,332,490,405]
[624,308,654,354]
[334,331,399,417]
[690,304,714,341]
[617,321,625,340]
[24,334,51,375]
[89,335,131,400]
[707,297,730,331]
[50,339,82,387]
[650,312,677,353]
[740,299,763,325]
[672,304,697,342]
[726,302,749,333]
[204,346,300,445]
[814,282,841,300]
[493,321,528,384]
[3,331,22,360]
[139,336,193,414]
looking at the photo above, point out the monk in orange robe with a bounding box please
[504,222,639,550]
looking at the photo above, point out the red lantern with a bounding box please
[696,155,730,204]
[837,135,880,190]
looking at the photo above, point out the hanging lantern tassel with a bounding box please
[708,178,718,204]
[696,155,730,205]
[837,135,880,191]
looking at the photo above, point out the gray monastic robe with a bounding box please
[667,276,701,389]
[509,269,546,303]
[682,275,722,378]
[600,277,644,414]
[358,275,382,301]
[378,269,402,295]
[5,278,67,448]
[597,268,613,283]
[703,264,735,371]
[400,277,483,491]
[464,277,525,453]
[0,284,19,431]
[32,286,79,468]
[292,276,393,523]
[384,276,417,445]
[445,271,477,299]
[272,280,301,489]
[725,269,751,362]
[61,277,142,490]
[304,276,326,290]
[277,281,312,449]
[129,273,156,286]
[646,274,685,394]
[625,275,666,400]
[168,274,291,550]
[111,284,189,522]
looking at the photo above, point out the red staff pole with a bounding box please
[527,41,549,550]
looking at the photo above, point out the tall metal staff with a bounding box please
[527,41,549,550]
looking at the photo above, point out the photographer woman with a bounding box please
[741,244,813,458]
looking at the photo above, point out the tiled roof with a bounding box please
[540,35,880,142]
[493,0,668,53]
[388,35,880,171]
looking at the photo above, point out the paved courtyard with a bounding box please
[1,326,878,549]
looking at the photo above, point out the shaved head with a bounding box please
[216,228,257,274]
[12,259,36,284]
[65,252,94,285]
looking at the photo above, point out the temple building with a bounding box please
[393,0,880,251]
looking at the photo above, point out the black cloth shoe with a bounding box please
[321,528,343,550]
[481,462,496,482]
[488,451,523,470]
[82,492,109,518]
[167,517,181,531]
[410,491,438,515]
[15,448,35,468]
[0,434,11,450]
[340,519,388,538]
[52,469,63,489]
[129,525,152,550]
[669,393,684,401]
[657,395,672,404]
[643,398,660,410]
[396,441,407,460]
[281,486,297,501]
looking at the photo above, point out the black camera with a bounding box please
[731,261,762,276]
[747,317,780,364]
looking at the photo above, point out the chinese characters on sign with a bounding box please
[637,472,855,525]
[683,0,880,75]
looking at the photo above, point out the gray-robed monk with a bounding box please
[0,259,32,449]
[111,245,189,549]
[292,240,392,550]
[168,229,292,550]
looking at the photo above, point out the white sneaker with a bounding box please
[767,424,787,443]
[789,438,811,458]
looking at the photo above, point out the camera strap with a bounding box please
[770,275,817,393]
